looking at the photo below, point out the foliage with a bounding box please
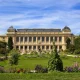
[48,40,63,71]
[0,48,6,55]
[68,44,75,54]
[0,66,5,73]
[0,41,7,48]
[9,49,20,65]
[1,72,80,80]
[8,37,13,51]
[0,41,8,57]
[74,36,80,49]
[66,37,71,49]
[64,62,80,72]
[35,65,48,73]
[74,49,80,54]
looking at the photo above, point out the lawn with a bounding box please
[0,72,80,80]
[0,54,80,70]
[0,55,80,80]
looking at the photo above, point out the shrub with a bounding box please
[35,65,48,73]
[74,49,80,54]
[35,65,43,73]
[64,62,80,72]
[9,49,20,65]
[7,67,17,73]
[0,66,5,73]
[48,49,63,71]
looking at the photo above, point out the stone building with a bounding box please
[0,26,74,53]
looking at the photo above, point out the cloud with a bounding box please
[0,0,80,35]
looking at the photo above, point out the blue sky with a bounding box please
[0,0,80,35]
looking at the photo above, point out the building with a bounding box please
[0,26,74,53]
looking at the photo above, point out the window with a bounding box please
[38,37,40,41]
[46,37,49,42]
[25,37,27,42]
[33,37,36,42]
[25,46,27,49]
[59,37,62,42]
[42,46,44,50]
[20,46,23,49]
[51,46,53,49]
[16,37,19,42]
[59,45,62,49]
[55,45,57,49]
[46,46,49,50]
[55,37,57,42]
[29,37,32,42]
[50,37,53,42]
[29,46,32,50]
[21,37,23,42]
[42,37,44,42]
[16,46,19,49]
[33,46,36,50]
[38,46,41,51]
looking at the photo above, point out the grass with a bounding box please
[0,54,80,80]
[0,54,80,69]
[0,72,80,80]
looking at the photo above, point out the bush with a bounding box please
[9,49,20,65]
[35,65,48,73]
[74,49,80,54]
[64,62,80,72]
[0,66,5,73]
[48,50,63,71]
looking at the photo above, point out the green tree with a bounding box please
[74,36,80,50]
[9,49,20,65]
[68,44,75,54]
[66,37,71,49]
[8,37,13,51]
[0,41,7,48]
[48,39,63,71]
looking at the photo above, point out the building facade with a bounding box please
[1,26,73,53]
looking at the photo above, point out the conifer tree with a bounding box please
[48,38,63,71]
[8,37,13,50]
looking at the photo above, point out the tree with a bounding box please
[66,37,71,49]
[8,37,13,51]
[0,41,8,59]
[74,36,80,50]
[0,41,7,48]
[48,39,63,71]
[68,44,75,54]
[9,49,20,65]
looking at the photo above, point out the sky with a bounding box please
[0,0,80,35]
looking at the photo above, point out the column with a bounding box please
[45,37,46,43]
[19,46,20,51]
[36,45,38,51]
[23,46,25,54]
[45,45,46,51]
[23,37,25,44]
[27,45,29,51]
[62,36,66,50]
[13,36,16,49]
[49,37,50,44]
[57,45,59,51]
[49,46,51,51]
[36,37,38,44]
[19,37,21,44]
[32,37,33,43]
[32,45,33,50]
[27,36,29,43]
[58,37,59,43]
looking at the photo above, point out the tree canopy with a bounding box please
[8,37,13,51]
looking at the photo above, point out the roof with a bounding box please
[17,29,61,32]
